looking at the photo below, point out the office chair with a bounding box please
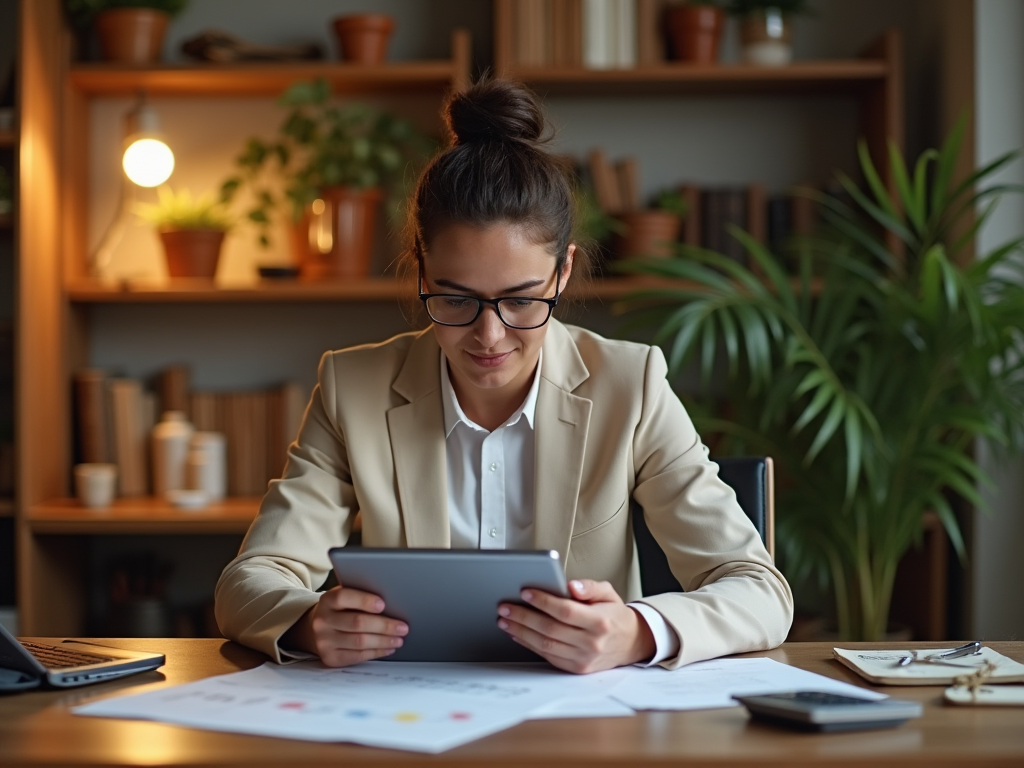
[632,456,775,597]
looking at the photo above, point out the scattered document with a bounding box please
[74,661,623,753]
[607,657,886,711]
[833,647,1024,686]
[74,657,887,752]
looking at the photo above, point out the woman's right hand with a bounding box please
[284,584,409,666]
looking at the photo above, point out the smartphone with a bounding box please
[732,690,923,732]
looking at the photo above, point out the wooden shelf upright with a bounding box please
[15,1,471,636]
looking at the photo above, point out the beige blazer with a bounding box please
[215,320,793,668]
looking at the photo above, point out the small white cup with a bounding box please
[74,463,118,509]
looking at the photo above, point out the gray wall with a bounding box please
[974,0,1024,641]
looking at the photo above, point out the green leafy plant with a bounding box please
[727,0,811,15]
[655,188,689,218]
[617,117,1024,640]
[219,78,433,248]
[136,186,233,232]
[63,0,189,28]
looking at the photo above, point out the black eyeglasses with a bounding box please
[418,266,562,330]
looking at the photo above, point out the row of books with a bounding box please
[73,367,307,499]
[507,0,666,70]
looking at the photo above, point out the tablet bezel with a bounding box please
[327,548,569,662]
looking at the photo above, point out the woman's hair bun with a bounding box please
[445,79,547,147]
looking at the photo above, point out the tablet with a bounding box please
[327,548,569,662]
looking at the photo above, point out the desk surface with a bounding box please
[1,640,1022,768]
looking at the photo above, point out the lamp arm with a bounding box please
[89,174,136,280]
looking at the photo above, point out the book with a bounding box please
[832,646,1024,686]
[614,0,637,68]
[636,0,665,65]
[614,157,641,213]
[582,0,613,69]
[74,369,111,464]
[108,378,148,497]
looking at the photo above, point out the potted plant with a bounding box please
[136,186,233,279]
[331,14,396,64]
[617,118,1024,640]
[727,0,811,66]
[64,0,189,63]
[666,1,725,65]
[615,189,688,260]
[220,78,432,280]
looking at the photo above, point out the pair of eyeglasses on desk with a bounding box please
[896,641,982,666]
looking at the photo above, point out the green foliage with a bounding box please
[726,0,811,15]
[219,78,434,249]
[135,186,233,232]
[655,189,689,218]
[618,116,1024,640]
[63,0,189,28]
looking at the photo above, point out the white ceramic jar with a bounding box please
[186,431,227,501]
[152,411,194,497]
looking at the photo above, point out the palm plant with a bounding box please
[617,119,1024,640]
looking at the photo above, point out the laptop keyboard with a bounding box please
[22,641,117,669]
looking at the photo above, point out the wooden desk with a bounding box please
[1,640,1022,767]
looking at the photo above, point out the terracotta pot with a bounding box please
[615,211,682,260]
[292,186,383,279]
[94,8,169,64]
[159,229,225,279]
[740,8,793,66]
[666,5,724,64]
[332,14,396,64]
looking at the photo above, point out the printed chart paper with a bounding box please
[73,661,621,753]
[608,657,887,711]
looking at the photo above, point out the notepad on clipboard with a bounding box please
[832,647,1024,686]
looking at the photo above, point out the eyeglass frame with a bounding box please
[417,263,564,330]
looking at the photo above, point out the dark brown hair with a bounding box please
[405,78,589,283]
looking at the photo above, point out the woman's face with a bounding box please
[422,221,573,407]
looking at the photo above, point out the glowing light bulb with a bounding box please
[122,137,175,187]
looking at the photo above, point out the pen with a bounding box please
[897,641,982,666]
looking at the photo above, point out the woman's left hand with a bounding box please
[497,579,656,674]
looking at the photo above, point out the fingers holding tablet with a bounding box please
[497,579,656,674]
[305,585,409,667]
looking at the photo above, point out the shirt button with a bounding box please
[489,528,498,538]
[490,463,498,471]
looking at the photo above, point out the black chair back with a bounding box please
[632,456,774,597]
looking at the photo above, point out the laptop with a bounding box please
[0,621,165,691]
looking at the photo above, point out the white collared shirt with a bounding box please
[440,350,680,666]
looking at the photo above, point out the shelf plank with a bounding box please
[507,60,889,96]
[66,275,818,303]
[0,498,13,518]
[28,497,261,534]
[0,130,15,147]
[69,61,462,97]
[65,276,712,303]
[68,277,415,303]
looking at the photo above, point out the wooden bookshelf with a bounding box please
[0,130,15,147]
[28,497,261,534]
[0,213,11,231]
[0,498,12,518]
[499,60,890,97]
[69,30,471,97]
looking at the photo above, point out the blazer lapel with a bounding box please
[388,329,450,548]
[533,321,592,565]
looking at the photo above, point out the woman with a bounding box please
[215,79,792,674]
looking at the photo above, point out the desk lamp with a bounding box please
[90,93,175,279]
